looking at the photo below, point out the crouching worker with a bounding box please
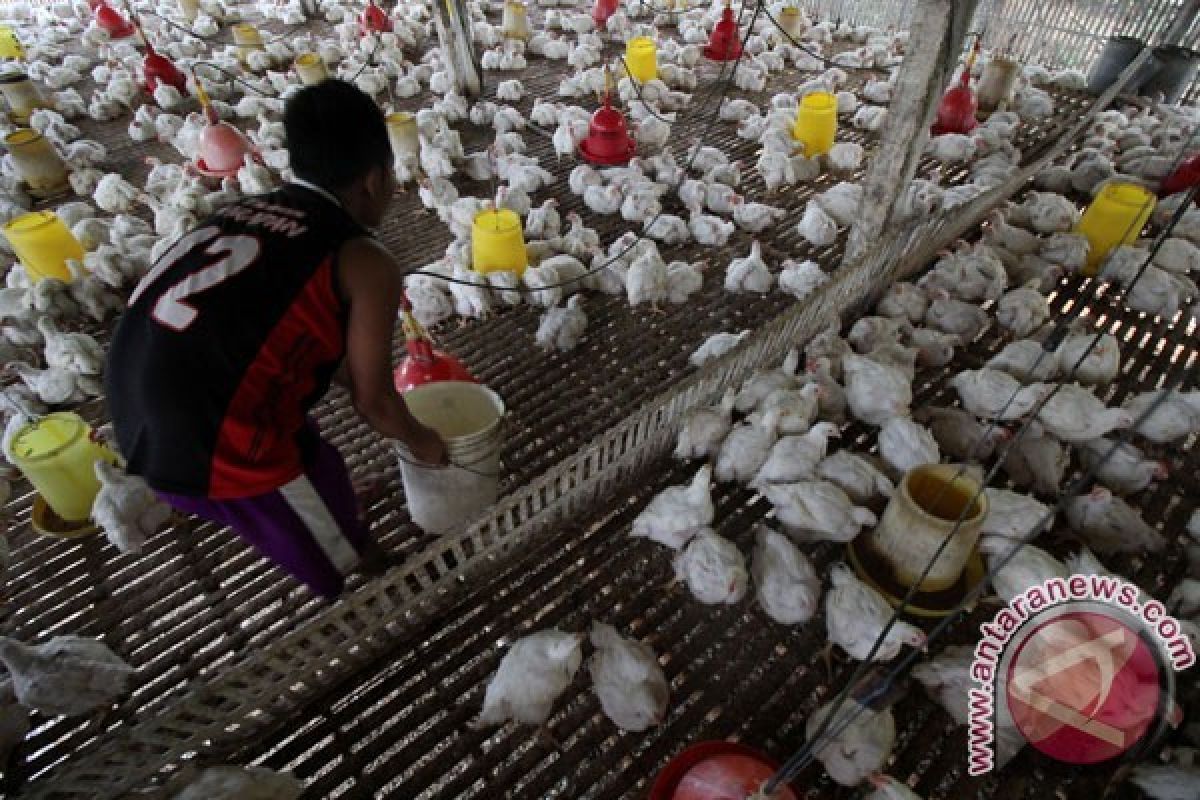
[106,80,448,598]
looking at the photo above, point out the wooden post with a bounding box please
[843,0,980,265]
[432,0,483,97]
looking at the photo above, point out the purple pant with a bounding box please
[159,436,368,599]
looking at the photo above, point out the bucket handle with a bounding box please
[394,416,507,478]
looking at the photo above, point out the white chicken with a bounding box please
[92,460,173,555]
[1077,438,1167,495]
[1003,426,1069,496]
[877,283,929,325]
[676,390,737,459]
[913,406,1007,462]
[807,696,896,787]
[751,422,841,487]
[1054,329,1120,386]
[1035,384,1133,442]
[673,529,749,605]
[630,466,714,550]
[826,566,925,662]
[1123,389,1200,444]
[1064,487,1165,555]
[779,258,828,300]
[715,410,781,484]
[979,539,1066,603]
[689,330,750,367]
[724,240,773,293]
[474,629,583,727]
[877,416,940,476]
[0,635,134,716]
[995,285,1050,338]
[588,622,667,732]
[816,452,894,505]
[981,488,1053,542]
[949,369,1050,420]
[986,339,1061,384]
[534,295,587,352]
[843,353,912,426]
[752,525,821,625]
[762,480,876,543]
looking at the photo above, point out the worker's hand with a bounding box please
[405,423,449,467]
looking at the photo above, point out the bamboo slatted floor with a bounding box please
[0,2,1157,796]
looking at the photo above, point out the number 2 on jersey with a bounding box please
[130,226,263,332]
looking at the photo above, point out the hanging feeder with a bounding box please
[591,0,619,29]
[1159,151,1200,202]
[580,69,636,166]
[131,14,188,95]
[93,0,136,39]
[932,36,980,135]
[703,3,743,62]
[649,741,800,800]
[190,74,256,178]
[360,0,393,34]
[393,290,478,392]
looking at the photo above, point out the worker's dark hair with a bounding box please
[283,79,392,190]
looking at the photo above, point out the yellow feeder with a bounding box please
[0,70,49,125]
[777,7,808,40]
[385,111,420,161]
[792,90,837,157]
[625,37,657,83]
[294,52,328,85]
[1076,182,1156,276]
[232,23,265,65]
[501,0,531,41]
[3,210,85,283]
[5,412,119,524]
[472,208,527,275]
[5,128,69,199]
[0,25,25,61]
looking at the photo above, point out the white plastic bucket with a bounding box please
[396,381,505,534]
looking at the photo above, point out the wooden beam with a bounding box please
[843,0,980,265]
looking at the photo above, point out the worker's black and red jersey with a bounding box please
[106,183,367,499]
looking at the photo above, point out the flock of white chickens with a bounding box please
[0,0,1196,795]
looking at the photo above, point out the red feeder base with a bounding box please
[703,7,743,62]
[143,50,188,95]
[94,0,135,38]
[650,741,800,800]
[360,1,393,34]
[579,99,637,166]
[393,339,477,392]
[592,0,619,28]
[931,85,978,135]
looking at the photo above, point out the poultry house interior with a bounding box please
[0,0,1197,798]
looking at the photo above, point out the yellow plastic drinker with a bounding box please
[4,128,68,198]
[471,208,527,275]
[1076,182,1156,276]
[793,90,837,157]
[3,210,84,282]
[626,37,657,83]
[5,412,119,524]
[294,52,328,86]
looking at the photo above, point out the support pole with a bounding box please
[432,0,483,97]
[843,0,980,265]
[1162,0,1200,45]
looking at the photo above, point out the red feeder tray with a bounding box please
[360,0,393,34]
[94,0,135,38]
[579,96,636,166]
[931,82,978,135]
[393,293,477,392]
[592,0,619,29]
[142,44,188,95]
[703,6,743,62]
[650,741,800,800]
[1159,151,1200,205]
